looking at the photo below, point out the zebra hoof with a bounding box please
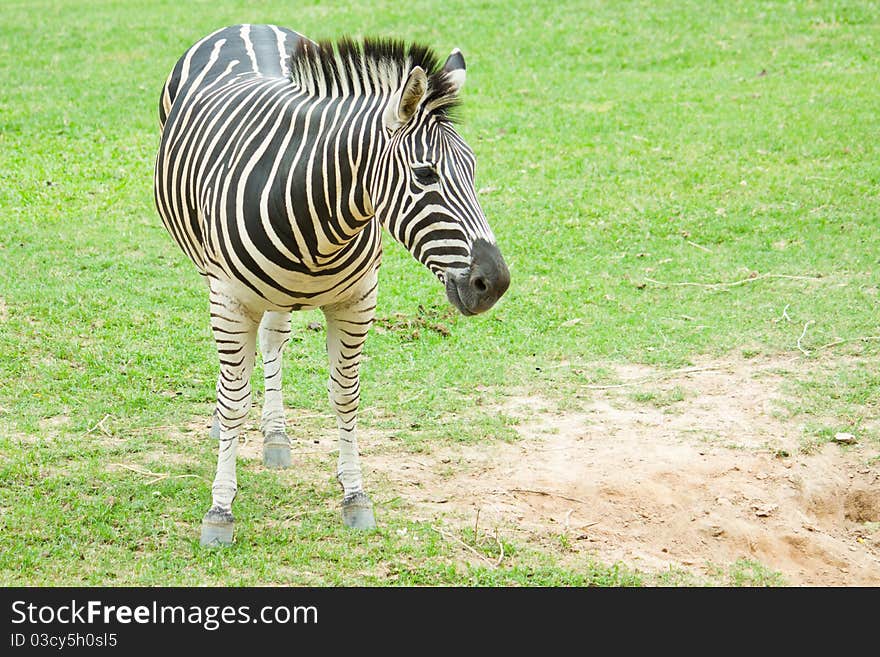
[200,506,234,547]
[341,492,376,530]
[210,412,220,440]
[263,432,291,469]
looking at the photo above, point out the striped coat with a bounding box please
[153,25,509,544]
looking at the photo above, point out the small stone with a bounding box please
[752,502,777,517]
[832,432,857,445]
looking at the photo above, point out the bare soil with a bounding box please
[238,355,880,586]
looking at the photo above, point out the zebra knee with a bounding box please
[215,389,253,436]
[328,377,360,410]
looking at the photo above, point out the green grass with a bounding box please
[2,0,879,586]
[630,386,686,408]
[711,559,788,587]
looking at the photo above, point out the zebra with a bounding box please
[153,24,510,546]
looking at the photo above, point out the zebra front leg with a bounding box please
[322,275,377,530]
[259,310,292,468]
[200,290,259,547]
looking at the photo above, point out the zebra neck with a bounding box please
[290,93,386,240]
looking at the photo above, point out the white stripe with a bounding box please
[270,25,289,75]
[241,25,259,72]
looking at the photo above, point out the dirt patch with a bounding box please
[187,355,879,585]
[360,356,880,585]
[38,415,71,435]
[845,489,880,523]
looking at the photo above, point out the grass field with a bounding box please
[1,0,878,585]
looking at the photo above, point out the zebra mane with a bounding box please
[288,37,461,120]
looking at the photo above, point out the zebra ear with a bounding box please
[383,66,427,133]
[443,48,466,94]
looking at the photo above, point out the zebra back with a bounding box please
[158,24,309,129]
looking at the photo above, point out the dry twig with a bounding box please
[113,463,204,485]
[816,336,880,351]
[84,414,113,437]
[511,488,591,506]
[283,509,328,522]
[583,365,718,390]
[645,272,821,290]
[796,320,815,356]
[772,303,792,324]
[432,525,495,567]
[686,240,713,253]
[494,529,505,567]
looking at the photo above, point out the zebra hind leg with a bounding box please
[322,275,377,530]
[200,289,259,547]
[258,310,293,468]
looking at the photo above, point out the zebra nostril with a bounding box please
[472,276,488,294]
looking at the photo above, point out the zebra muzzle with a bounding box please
[445,238,510,316]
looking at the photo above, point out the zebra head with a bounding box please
[371,49,510,316]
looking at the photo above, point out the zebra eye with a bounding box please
[412,165,440,186]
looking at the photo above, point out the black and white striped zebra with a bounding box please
[153,24,509,545]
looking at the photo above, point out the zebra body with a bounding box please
[156,25,382,312]
[153,25,509,544]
